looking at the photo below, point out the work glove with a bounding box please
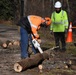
[50,30,53,35]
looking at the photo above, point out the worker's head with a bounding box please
[45,17,51,26]
[54,1,62,13]
[41,17,51,28]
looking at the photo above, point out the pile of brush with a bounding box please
[39,54,76,72]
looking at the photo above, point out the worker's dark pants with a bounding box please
[20,27,37,58]
[54,32,66,51]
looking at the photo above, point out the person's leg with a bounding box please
[60,32,66,52]
[54,32,60,47]
[20,27,29,58]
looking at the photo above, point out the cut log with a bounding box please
[12,40,20,46]
[0,40,7,49]
[14,52,49,72]
[0,40,13,49]
[13,46,60,72]
[6,40,12,46]
[7,40,20,50]
[2,42,7,49]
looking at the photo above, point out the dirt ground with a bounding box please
[0,24,76,75]
[0,24,43,75]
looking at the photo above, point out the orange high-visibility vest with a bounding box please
[28,15,45,39]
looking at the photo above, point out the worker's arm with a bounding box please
[63,11,69,29]
[31,27,40,40]
[50,13,54,31]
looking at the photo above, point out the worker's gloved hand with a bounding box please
[37,39,41,44]
[50,30,53,35]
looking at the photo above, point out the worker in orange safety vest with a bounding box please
[17,15,51,59]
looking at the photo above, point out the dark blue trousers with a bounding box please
[20,27,37,58]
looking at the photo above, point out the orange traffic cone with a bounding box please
[66,22,73,43]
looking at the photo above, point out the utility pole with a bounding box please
[24,0,27,16]
[21,0,24,18]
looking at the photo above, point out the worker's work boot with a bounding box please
[60,47,66,52]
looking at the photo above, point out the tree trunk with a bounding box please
[14,46,76,72]
[14,46,60,72]
[14,50,50,72]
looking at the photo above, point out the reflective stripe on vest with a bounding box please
[27,16,38,29]
[53,21,64,24]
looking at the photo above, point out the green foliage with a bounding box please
[0,0,14,20]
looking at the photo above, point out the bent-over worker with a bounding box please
[17,15,51,59]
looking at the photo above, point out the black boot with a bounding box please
[60,47,66,52]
